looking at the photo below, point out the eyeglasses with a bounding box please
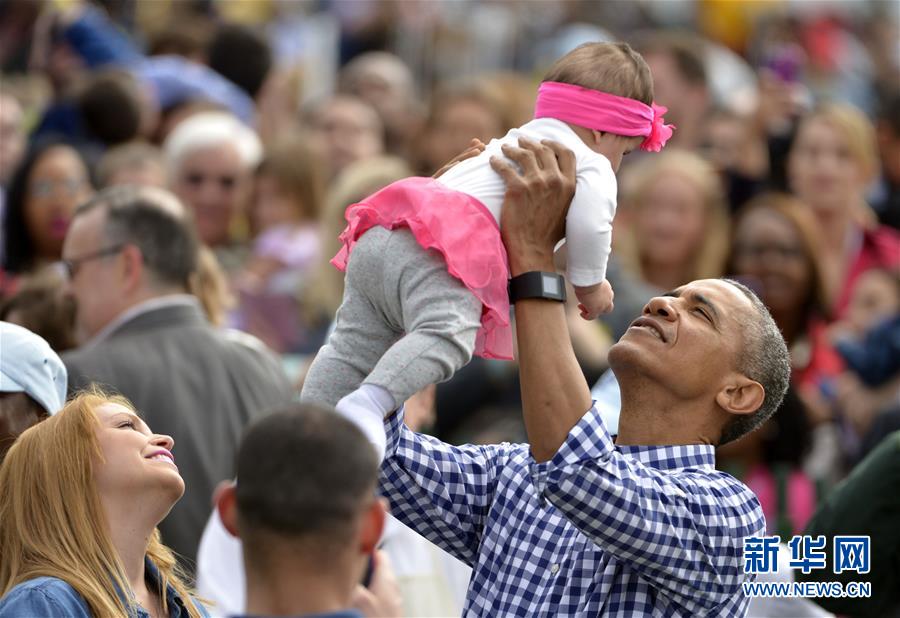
[61,244,125,279]
[183,172,238,191]
[29,177,89,199]
[734,243,805,262]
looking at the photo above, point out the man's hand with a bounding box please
[350,550,404,617]
[490,138,576,276]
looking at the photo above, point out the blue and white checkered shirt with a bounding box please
[380,405,764,616]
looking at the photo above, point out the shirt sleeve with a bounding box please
[63,6,144,68]
[379,408,514,567]
[530,407,765,614]
[0,581,90,617]
[563,160,616,287]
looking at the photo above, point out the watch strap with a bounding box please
[508,271,566,303]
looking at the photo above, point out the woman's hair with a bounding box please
[542,42,654,105]
[617,149,729,284]
[794,103,880,185]
[302,156,411,321]
[0,390,204,618]
[255,134,326,222]
[0,267,76,352]
[727,192,830,321]
[189,245,234,327]
[2,140,92,274]
[425,78,512,135]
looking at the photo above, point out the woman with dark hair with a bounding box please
[728,192,840,398]
[728,192,845,484]
[1,139,93,294]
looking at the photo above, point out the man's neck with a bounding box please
[615,377,718,446]
[244,552,358,616]
[85,288,194,347]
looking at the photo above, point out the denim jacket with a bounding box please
[0,558,209,617]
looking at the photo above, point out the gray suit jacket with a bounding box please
[63,302,294,567]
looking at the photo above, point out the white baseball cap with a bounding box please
[0,321,67,415]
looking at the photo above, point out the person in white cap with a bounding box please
[0,321,67,462]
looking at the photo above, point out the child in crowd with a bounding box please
[235,137,324,352]
[829,268,900,455]
[239,137,324,296]
[301,42,674,421]
[831,268,900,387]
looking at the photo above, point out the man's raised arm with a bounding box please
[490,139,593,462]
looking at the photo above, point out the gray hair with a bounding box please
[75,186,198,290]
[162,111,262,181]
[718,278,791,445]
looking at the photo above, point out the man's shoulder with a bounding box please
[688,467,766,533]
[217,328,280,358]
[63,324,285,394]
[0,577,90,616]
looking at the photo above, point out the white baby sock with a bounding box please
[335,384,397,461]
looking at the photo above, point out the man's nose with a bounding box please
[644,296,677,321]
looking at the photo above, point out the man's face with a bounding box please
[609,279,754,400]
[62,208,126,341]
[171,144,247,248]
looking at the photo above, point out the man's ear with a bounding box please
[119,244,144,294]
[716,375,765,418]
[215,480,240,538]
[359,498,387,555]
[591,129,605,145]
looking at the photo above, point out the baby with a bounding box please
[301,42,674,428]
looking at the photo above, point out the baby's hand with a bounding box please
[574,280,614,320]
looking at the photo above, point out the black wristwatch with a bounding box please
[508,271,566,304]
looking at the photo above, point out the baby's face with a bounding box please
[846,270,900,335]
[590,133,643,173]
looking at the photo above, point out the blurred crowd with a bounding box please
[0,0,898,615]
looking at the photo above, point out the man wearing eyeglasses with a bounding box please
[60,185,294,568]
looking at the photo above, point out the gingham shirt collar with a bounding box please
[613,442,715,471]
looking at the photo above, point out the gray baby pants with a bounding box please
[300,226,483,408]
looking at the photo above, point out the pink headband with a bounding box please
[534,81,675,152]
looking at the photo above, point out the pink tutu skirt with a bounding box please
[332,177,512,360]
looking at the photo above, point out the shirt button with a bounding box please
[550,563,560,574]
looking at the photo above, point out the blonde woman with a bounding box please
[787,103,900,317]
[0,391,208,617]
[615,148,730,292]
